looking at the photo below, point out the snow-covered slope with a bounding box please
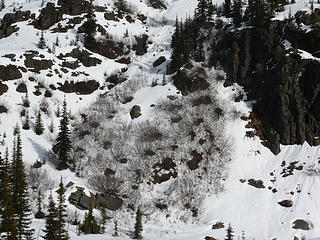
[0,0,320,239]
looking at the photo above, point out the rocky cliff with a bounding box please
[212,12,320,154]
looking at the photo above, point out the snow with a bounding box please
[0,0,320,239]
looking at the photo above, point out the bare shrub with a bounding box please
[88,174,123,196]
[26,166,56,192]
[135,121,169,143]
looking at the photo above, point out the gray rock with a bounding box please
[130,105,142,119]
[95,193,123,211]
[0,64,22,80]
[36,3,63,29]
[212,222,224,229]
[153,56,166,67]
[292,219,310,230]
[58,0,89,15]
[248,179,265,188]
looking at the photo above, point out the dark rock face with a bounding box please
[212,18,320,154]
[0,10,31,38]
[133,34,148,56]
[173,69,210,94]
[0,64,22,80]
[95,193,123,211]
[146,0,167,9]
[58,0,89,15]
[36,3,63,29]
[212,222,224,229]
[57,80,100,95]
[24,53,53,73]
[153,56,166,67]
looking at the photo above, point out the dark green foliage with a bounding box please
[35,189,45,219]
[83,0,97,48]
[56,99,72,170]
[0,153,19,240]
[56,178,69,240]
[225,223,234,240]
[35,111,44,135]
[42,194,59,240]
[11,134,34,240]
[232,0,242,27]
[38,31,46,49]
[80,206,100,234]
[133,207,143,239]
[223,0,232,17]
[22,110,30,130]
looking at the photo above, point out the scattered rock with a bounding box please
[153,56,166,67]
[0,10,31,38]
[133,34,148,56]
[292,219,310,230]
[130,105,141,119]
[16,82,27,93]
[57,80,100,95]
[212,221,224,229]
[0,82,8,96]
[59,48,101,67]
[0,105,8,113]
[0,64,22,80]
[278,200,293,208]
[248,179,265,188]
[24,53,53,73]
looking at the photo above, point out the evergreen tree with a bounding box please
[196,0,208,22]
[35,189,45,219]
[225,223,234,240]
[11,134,34,240]
[1,153,18,240]
[80,206,100,234]
[55,99,72,170]
[42,194,59,240]
[100,207,107,233]
[223,0,232,17]
[22,110,30,130]
[133,207,142,239]
[38,31,46,49]
[83,0,97,48]
[113,220,119,237]
[56,178,69,240]
[232,0,242,27]
[35,111,44,135]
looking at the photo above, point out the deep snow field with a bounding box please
[0,0,320,239]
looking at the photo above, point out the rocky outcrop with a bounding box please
[68,187,123,211]
[0,64,22,80]
[153,56,166,67]
[212,16,320,154]
[173,68,210,94]
[35,3,63,29]
[0,82,8,96]
[58,0,89,15]
[24,53,53,73]
[133,34,148,56]
[59,48,101,67]
[292,219,311,230]
[57,80,100,95]
[0,10,31,38]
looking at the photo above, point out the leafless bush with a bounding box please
[135,121,169,143]
[156,98,183,115]
[88,174,123,196]
[26,166,56,192]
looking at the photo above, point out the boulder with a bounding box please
[35,3,63,29]
[0,82,8,96]
[173,69,210,93]
[247,179,265,188]
[16,82,27,93]
[133,34,148,56]
[212,222,224,229]
[130,105,141,119]
[153,56,166,67]
[0,64,22,80]
[278,200,293,208]
[60,48,101,67]
[95,193,123,211]
[292,219,310,230]
[57,80,100,95]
